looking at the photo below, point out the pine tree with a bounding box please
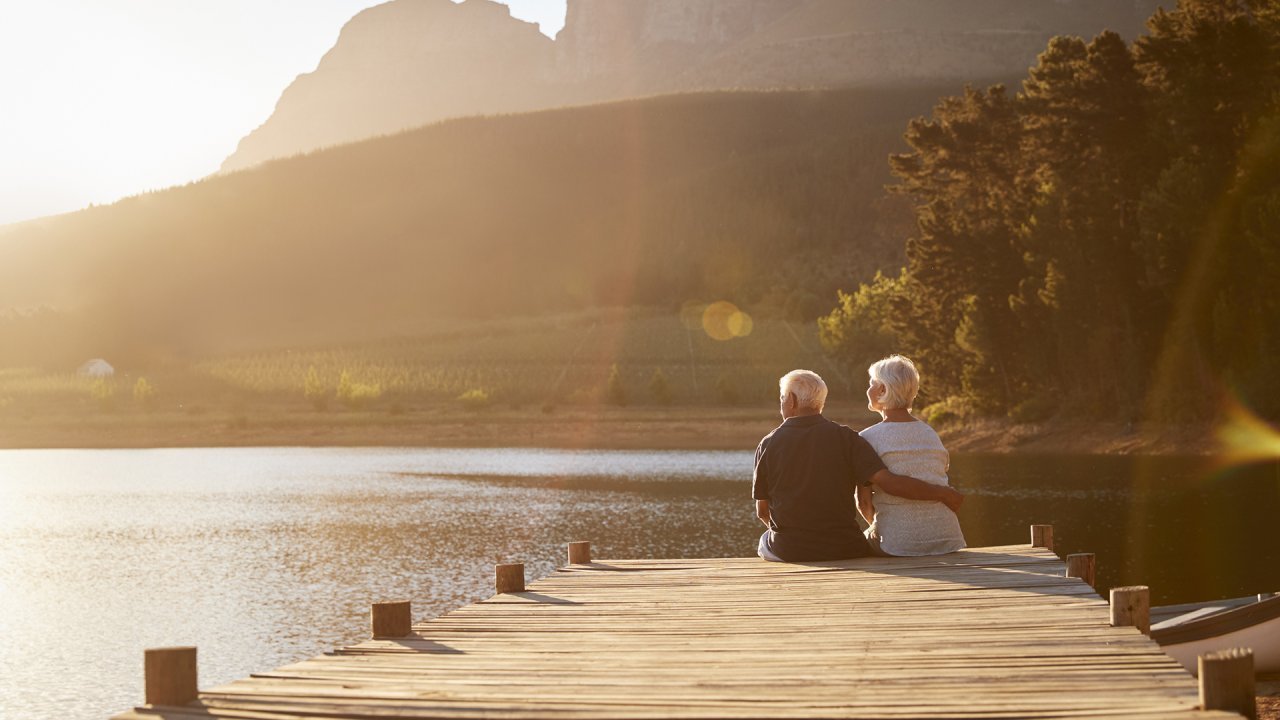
[889,85,1032,407]
[830,2,1280,421]
[1017,31,1151,412]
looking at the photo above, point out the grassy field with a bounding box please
[0,306,866,450]
[0,306,1217,453]
[0,307,853,418]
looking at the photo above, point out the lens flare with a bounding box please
[1215,394,1280,468]
[702,302,737,341]
[701,301,752,341]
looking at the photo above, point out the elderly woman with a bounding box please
[857,355,966,556]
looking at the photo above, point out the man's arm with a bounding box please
[756,499,771,528]
[870,469,964,513]
[856,485,875,526]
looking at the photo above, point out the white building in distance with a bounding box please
[77,359,115,377]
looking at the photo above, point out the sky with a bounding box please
[0,0,567,227]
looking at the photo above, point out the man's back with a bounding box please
[752,414,885,561]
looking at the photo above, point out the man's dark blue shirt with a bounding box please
[752,414,886,562]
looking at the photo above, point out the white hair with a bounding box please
[868,355,920,411]
[779,369,828,411]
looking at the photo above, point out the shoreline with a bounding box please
[938,417,1218,456]
[0,404,1219,455]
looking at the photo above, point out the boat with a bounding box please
[1151,592,1280,673]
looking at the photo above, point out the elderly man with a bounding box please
[754,369,963,562]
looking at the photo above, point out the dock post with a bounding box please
[1109,586,1150,634]
[567,541,591,565]
[1030,524,1054,552]
[370,601,412,638]
[1199,648,1256,719]
[1065,553,1096,588]
[144,646,198,706]
[496,563,525,593]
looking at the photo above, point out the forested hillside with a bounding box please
[821,0,1280,422]
[0,85,952,367]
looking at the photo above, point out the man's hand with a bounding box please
[871,469,964,515]
[939,485,964,513]
[756,499,772,529]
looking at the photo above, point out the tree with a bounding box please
[1133,0,1280,420]
[1136,0,1274,171]
[606,364,627,406]
[1015,31,1152,413]
[457,388,491,411]
[336,370,382,410]
[304,366,328,411]
[889,84,1033,406]
[716,373,740,405]
[822,1,1280,423]
[818,271,904,376]
[132,377,156,409]
[90,378,115,411]
[648,367,673,405]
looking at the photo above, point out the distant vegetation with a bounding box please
[821,0,1280,422]
[0,85,957,371]
[0,308,843,415]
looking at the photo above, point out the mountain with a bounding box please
[551,0,796,96]
[223,0,556,173]
[221,0,1161,172]
[566,0,1163,91]
[0,86,946,365]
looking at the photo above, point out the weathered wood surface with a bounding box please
[115,545,1239,719]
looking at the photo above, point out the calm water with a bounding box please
[0,447,1277,719]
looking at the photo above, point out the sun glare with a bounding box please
[1215,394,1280,468]
[0,1,567,227]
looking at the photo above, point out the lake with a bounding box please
[1,447,1277,719]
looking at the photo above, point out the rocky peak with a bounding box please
[221,0,554,173]
[555,0,794,83]
[319,0,549,71]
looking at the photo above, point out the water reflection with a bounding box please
[0,448,1276,719]
[953,454,1280,607]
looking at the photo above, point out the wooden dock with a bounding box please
[115,544,1245,719]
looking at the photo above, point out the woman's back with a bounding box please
[859,420,966,556]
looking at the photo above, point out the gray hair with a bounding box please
[779,369,828,411]
[868,355,920,410]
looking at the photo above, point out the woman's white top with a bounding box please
[859,419,966,556]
